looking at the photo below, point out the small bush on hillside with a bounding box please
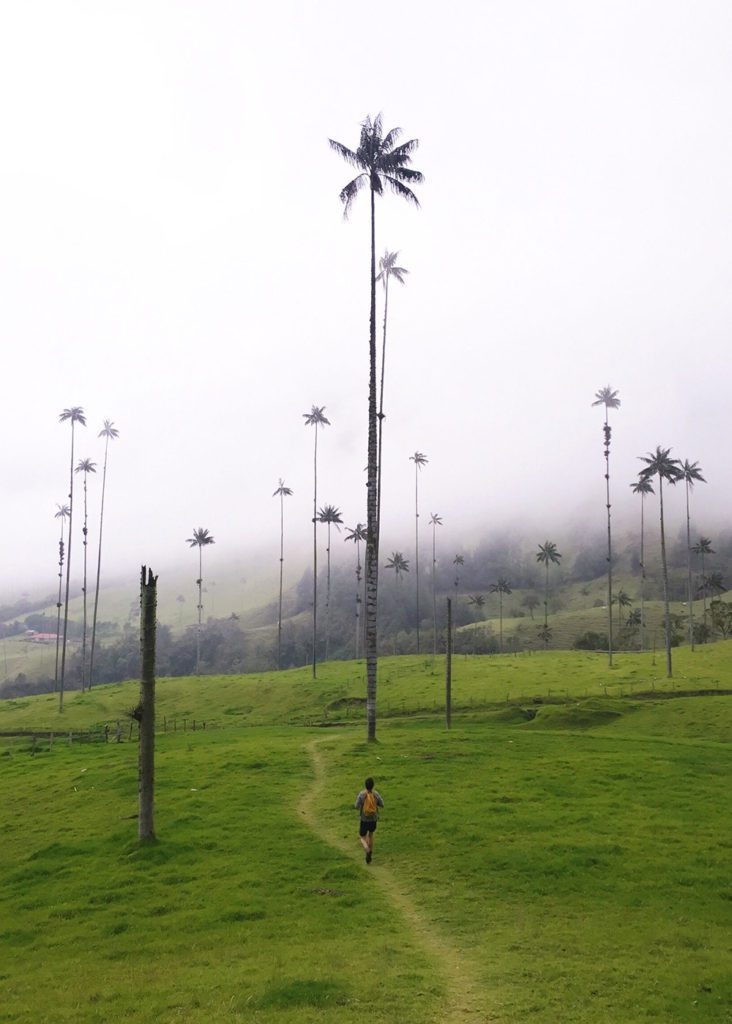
[573,631,609,651]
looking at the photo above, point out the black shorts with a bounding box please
[359,819,377,836]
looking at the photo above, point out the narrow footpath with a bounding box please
[298,738,493,1024]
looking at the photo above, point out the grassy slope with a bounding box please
[3,646,732,1022]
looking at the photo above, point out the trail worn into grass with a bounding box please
[299,738,492,1024]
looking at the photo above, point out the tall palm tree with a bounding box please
[53,503,70,691]
[272,479,293,669]
[303,406,330,678]
[691,536,715,629]
[536,541,562,631]
[638,447,683,678]
[375,250,409,542]
[58,406,86,711]
[678,459,706,650]
[409,451,428,652]
[630,477,654,651]
[186,527,215,675]
[330,113,423,742]
[75,458,96,691]
[89,419,119,688]
[317,504,343,661]
[489,578,512,653]
[428,513,443,657]
[385,552,410,579]
[345,523,367,659]
[592,386,621,667]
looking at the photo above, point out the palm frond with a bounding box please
[383,175,421,207]
[328,139,363,169]
[339,173,368,216]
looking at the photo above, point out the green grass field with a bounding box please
[2,647,732,1022]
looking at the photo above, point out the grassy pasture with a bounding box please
[2,647,732,1022]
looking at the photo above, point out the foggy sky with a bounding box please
[2,1,731,599]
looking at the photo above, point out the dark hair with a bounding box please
[364,777,374,791]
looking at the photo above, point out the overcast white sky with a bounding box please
[1,1,731,598]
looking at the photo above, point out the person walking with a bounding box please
[355,776,384,864]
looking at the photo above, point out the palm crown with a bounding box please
[59,407,86,427]
[317,505,343,528]
[630,478,655,496]
[429,513,443,527]
[638,447,683,484]
[55,504,70,519]
[98,419,119,441]
[385,552,409,577]
[692,537,714,556]
[187,528,215,549]
[536,541,562,566]
[303,406,330,429]
[410,451,428,469]
[376,250,409,287]
[679,459,706,488]
[75,459,97,475]
[273,478,293,499]
[489,578,512,595]
[591,386,621,411]
[329,114,423,217]
[345,524,367,545]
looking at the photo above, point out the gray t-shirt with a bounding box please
[355,789,384,820]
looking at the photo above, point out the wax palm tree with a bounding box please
[375,250,409,539]
[303,406,330,678]
[612,589,632,632]
[58,406,86,711]
[88,419,119,688]
[489,578,512,653]
[428,513,443,657]
[408,451,429,652]
[186,528,215,675]
[691,537,715,628]
[53,504,70,691]
[272,479,293,669]
[630,477,654,651]
[385,552,410,578]
[592,386,621,666]
[536,541,562,630]
[330,113,423,742]
[317,504,343,661]
[677,459,706,650]
[638,447,683,677]
[75,458,96,690]
[345,523,367,659]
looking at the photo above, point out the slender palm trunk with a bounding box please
[700,550,707,628]
[414,464,421,654]
[80,473,89,691]
[196,547,203,675]
[138,566,157,842]
[89,435,110,688]
[432,527,438,658]
[325,522,332,662]
[365,185,379,742]
[312,426,319,678]
[604,412,614,667]
[54,520,66,691]
[354,540,362,660]
[59,424,77,712]
[544,563,549,629]
[658,477,673,678]
[277,493,285,669]
[376,274,389,554]
[685,481,694,650]
[640,494,646,651]
[499,592,503,653]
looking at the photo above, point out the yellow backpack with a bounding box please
[362,790,378,817]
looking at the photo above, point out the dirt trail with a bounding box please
[298,738,493,1024]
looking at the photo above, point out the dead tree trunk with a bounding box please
[139,565,157,842]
